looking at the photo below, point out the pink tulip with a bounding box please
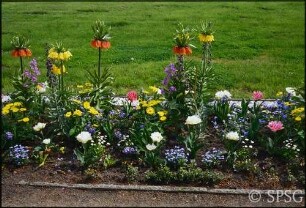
[127,90,138,102]
[267,121,284,132]
[252,91,264,101]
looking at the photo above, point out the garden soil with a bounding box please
[2,167,305,207]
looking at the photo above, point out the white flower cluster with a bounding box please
[241,138,254,149]
[146,132,163,151]
[284,138,300,154]
[215,90,232,100]
[95,133,110,146]
[225,131,239,141]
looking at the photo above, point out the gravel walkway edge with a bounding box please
[16,180,305,195]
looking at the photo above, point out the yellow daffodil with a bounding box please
[65,111,72,118]
[88,107,99,115]
[73,109,83,116]
[146,107,155,115]
[18,117,30,122]
[83,101,91,110]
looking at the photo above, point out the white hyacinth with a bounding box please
[215,90,232,100]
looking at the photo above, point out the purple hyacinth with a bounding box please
[5,132,14,140]
[122,146,137,155]
[169,86,177,92]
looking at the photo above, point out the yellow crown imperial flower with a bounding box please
[199,21,214,43]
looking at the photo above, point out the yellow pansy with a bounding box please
[295,116,302,122]
[199,34,214,43]
[65,111,72,118]
[18,117,30,122]
[88,107,99,115]
[146,107,155,115]
[160,116,167,122]
[2,109,9,115]
[73,109,83,117]
[83,101,91,110]
[157,111,165,117]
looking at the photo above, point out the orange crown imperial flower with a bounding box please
[173,46,192,55]
[173,23,195,55]
[91,20,111,49]
[10,35,32,57]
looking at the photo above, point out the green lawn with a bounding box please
[1,2,305,98]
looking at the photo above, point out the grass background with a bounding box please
[1,2,305,98]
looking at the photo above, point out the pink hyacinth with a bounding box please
[127,90,138,102]
[252,91,264,101]
[267,121,284,132]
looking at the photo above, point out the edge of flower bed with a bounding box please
[16,180,305,195]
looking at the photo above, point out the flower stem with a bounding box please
[20,56,23,81]
[60,62,64,91]
[98,47,101,77]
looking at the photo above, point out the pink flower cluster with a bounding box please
[267,121,284,132]
[126,90,138,102]
[252,91,264,101]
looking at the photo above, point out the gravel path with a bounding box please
[2,181,305,207]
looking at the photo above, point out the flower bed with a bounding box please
[1,21,305,189]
